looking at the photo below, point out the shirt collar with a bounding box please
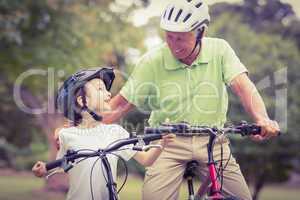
[163,38,210,70]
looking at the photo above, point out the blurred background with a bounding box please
[0,0,299,199]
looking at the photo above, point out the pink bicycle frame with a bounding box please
[196,133,226,200]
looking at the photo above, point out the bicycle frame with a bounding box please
[184,133,226,200]
[144,121,267,200]
[203,133,226,199]
[101,156,118,200]
[45,134,163,200]
[45,122,274,200]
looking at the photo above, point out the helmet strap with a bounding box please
[179,28,204,63]
[83,107,103,121]
[80,88,103,122]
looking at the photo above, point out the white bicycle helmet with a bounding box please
[160,0,210,33]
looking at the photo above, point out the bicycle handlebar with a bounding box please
[45,134,163,171]
[46,158,63,171]
[46,121,281,171]
[144,121,275,136]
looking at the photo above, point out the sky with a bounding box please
[132,0,300,26]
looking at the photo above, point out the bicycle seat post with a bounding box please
[184,160,199,200]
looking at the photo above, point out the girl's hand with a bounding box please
[160,134,176,148]
[32,161,47,177]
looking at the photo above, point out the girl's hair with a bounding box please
[72,86,88,126]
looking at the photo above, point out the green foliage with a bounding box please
[0,0,299,193]
[1,0,146,89]
[211,0,300,48]
[209,12,300,186]
[0,0,146,151]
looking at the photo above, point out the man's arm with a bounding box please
[102,94,135,124]
[230,73,280,140]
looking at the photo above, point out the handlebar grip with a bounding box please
[253,126,282,136]
[144,127,159,134]
[144,127,174,134]
[46,158,63,171]
[251,125,261,135]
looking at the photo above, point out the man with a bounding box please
[103,0,280,199]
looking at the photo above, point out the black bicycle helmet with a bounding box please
[56,67,115,124]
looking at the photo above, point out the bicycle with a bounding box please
[144,121,281,200]
[45,133,165,200]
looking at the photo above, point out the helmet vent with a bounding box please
[163,10,167,19]
[195,2,203,8]
[175,9,183,22]
[183,13,192,22]
[191,21,199,28]
[168,7,174,20]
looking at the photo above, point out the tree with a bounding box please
[211,0,300,49]
[208,12,300,200]
[0,0,147,192]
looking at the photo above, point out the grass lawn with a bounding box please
[0,173,299,200]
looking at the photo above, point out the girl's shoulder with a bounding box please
[101,124,130,139]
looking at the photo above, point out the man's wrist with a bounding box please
[254,115,270,123]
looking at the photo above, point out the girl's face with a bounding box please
[82,78,112,112]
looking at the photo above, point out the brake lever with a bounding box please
[61,149,77,172]
[45,168,64,179]
[132,135,146,151]
[45,158,74,178]
[133,144,162,151]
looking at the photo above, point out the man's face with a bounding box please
[165,31,197,60]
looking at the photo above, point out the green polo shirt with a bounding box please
[120,37,247,127]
